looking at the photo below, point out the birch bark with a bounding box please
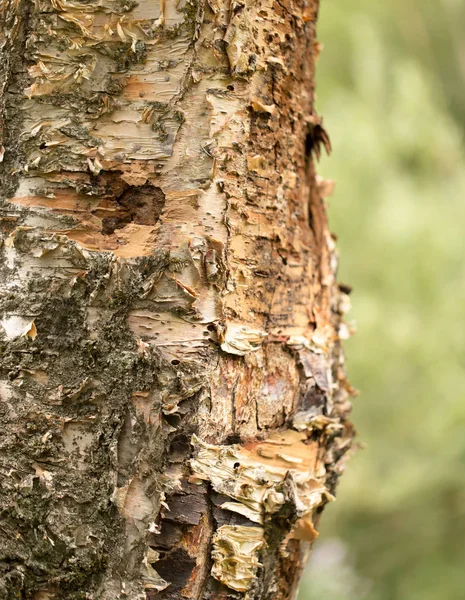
[0,0,354,597]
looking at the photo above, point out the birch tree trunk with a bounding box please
[0,0,354,597]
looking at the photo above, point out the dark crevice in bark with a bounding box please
[152,548,197,598]
[230,373,239,436]
[100,182,166,235]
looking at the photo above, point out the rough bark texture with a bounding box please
[0,0,354,598]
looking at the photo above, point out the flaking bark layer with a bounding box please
[0,0,354,598]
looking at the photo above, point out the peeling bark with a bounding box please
[0,0,354,598]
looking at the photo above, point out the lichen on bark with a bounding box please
[0,0,355,598]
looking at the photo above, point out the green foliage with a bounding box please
[299,1,465,599]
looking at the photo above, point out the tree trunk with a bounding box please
[0,0,353,597]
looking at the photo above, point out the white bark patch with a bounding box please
[219,322,267,355]
[1,316,37,340]
[128,309,212,363]
[211,525,266,592]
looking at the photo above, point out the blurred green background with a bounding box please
[298,1,465,599]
